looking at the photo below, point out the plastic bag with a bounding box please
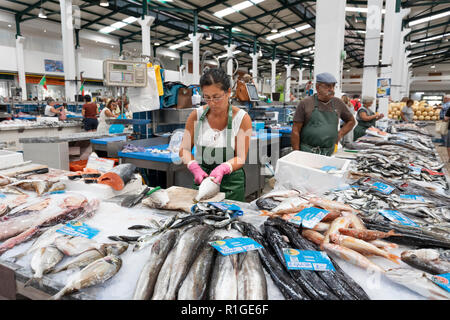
[167,129,185,154]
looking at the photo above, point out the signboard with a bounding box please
[44,59,64,72]
[376,78,391,98]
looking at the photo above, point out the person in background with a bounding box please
[353,96,384,141]
[97,99,117,134]
[58,103,67,121]
[435,95,450,147]
[304,80,314,96]
[444,106,450,162]
[350,94,361,112]
[82,95,99,132]
[291,72,356,156]
[233,74,253,108]
[341,94,356,145]
[44,97,63,117]
[400,99,414,122]
[179,68,252,201]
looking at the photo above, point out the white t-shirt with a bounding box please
[44,105,57,116]
[402,106,414,122]
[195,107,246,149]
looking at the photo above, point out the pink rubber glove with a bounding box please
[188,160,209,185]
[209,163,232,185]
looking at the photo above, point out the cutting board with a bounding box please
[164,186,225,213]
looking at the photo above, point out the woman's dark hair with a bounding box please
[84,95,91,102]
[406,99,414,106]
[200,68,231,91]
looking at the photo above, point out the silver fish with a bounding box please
[152,224,214,300]
[195,177,220,202]
[401,249,450,275]
[142,189,170,209]
[237,250,268,300]
[133,229,179,300]
[54,236,102,256]
[25,245,64,287]
[50,255,122,300]
[51,249,105,274]
[385,268,450,300]
[208,249,239,300]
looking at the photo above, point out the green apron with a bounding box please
[192,104,246,201]
[353,106,376,141]
[300,94,339,156]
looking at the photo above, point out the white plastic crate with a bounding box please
[0,150,24,170]
[274,150,351,194]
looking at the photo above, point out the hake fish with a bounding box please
[50,255,122,300]
[177,238,216,300]
[152,224,213,300]
[133,229,179,300]
[25,245,64,287]
[401,249,450,275]
[237,250,268,300]
[385,268,450,300]
[195,177,220,202]
[208,246,239,300]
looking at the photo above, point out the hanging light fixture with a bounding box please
[38,2,47,19]
[353,15,358,24]
[100,0,109,7]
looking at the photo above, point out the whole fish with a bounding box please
[0,226,41,255]
[322,242,385,273]
[178,239,216,300]
[50,255,122,300]
[368,239,398,249]
[309,197,358,213]
[102,242,129,256]
[152,224,213,300]
[142,189,170,209]
[208,247,239,300]
[133,229,179,300]
[237,250,268,300]
[11,180,51,196]
[54,236,102,256]
[25,245,64,287]
[261,197,310,217]
[401,249,450,275]
[304,222,330,233]
[0,203,8,217]
[322,216,351,246]
[195,177,220,202]
[302,229,325,246]
[338,228,399,241]
[340,212,366,230]
[385,268,450,300]
[51,249,105,274]
[329,234,400,264]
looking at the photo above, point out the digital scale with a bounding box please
[103,59,147,87]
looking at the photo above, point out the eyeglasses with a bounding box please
[203,93,226,103]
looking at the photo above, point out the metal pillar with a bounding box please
[390,10,410,101]
[189,33,202,85]
[285,64,294,102]
[269,59,279,100]
[15,36,27,100]
[59,0,77,101]
[224,44,237,77]
[138,16,155,57]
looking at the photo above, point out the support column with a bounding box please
[269,59,279,100]
[189,33,202,85]
[59,0,77,101]
[224,44,237,76]
[15,36,27,100]
[285,64,294,102]
[390,10,410,101]
[362,0,383,99]
[313,0,346,96]
[138,16,155,57]
[249,52,259,88]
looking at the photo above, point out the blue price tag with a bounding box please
[408,165,422,175]
[320,166,338,172]
[0,193,6,198]
[289,207,329,229]
[209,237,263,256]
[56,221,100,239]
[371,182,395,195]
[283,249,335,271]
[399,194,425,202]
[378,209,419,227]
[207,202,244,217]
[431,273,450,293]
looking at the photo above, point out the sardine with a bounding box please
[51,249,105,274]
[25,245,64,287]
[195,177,220,202]
[133,230,179,300]
[237,250,268,300]
[50,255,122,300]
[401,249,450,275]
[178,238,216,300]
[152,224,213,300]
[385,268,450,300]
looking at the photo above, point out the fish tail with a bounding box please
[387,230,400,237]
[49,289,66,300]
[259,210,272,217]
[24,277,39,288]
[386,253,401,264]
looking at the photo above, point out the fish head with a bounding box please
[401,249,440,262]
[104,255,122,269]
[103,242,129,256]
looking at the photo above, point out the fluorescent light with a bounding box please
[419,32,450,42]
[218,50,241,59]
[169,40,192,50]
[409,54,426,60]
[297,46,314,54]
[267,24,311,41]
[123,17,138,24]
[232,27,242,32]
[8,24,12,28]
[38,8,47,19]
[345,6,385,14]
[409,11,450,27]
[154,42,160,46]
[271,29,278,33]
[100,0,109,7]
[214,0,265,18]
[111,21,127,29]
[170,57,175,60]
[99,26,116,34]
[431,65,435,68]
[416,92,424,94]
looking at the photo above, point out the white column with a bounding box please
[269,59,279,100]
[75,46,83,94]
[224,44,237,76]
[391,11,410,101]
[15,36,27,100]
[138,16,155,56]
[189,33,202,85]
[313,0,346,96]
[59,0,77,101]
[285,64,294,102]
[249,52,260,86]
[297,68,304,86]
[362,0,383,100]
